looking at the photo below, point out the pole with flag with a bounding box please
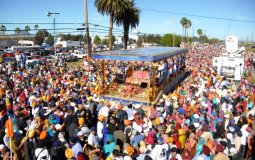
[5,117,14,159]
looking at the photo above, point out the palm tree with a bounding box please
[0,25,7,39]
[114,0,140,49]
[197,29,203,42]
[180,17,187,43]
[185,19,192,43]
[95,0,129,50]
[15,27,21,36]
[24,25,30,37]
[34,24,39,34]
[180,17,192,44]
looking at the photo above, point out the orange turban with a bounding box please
[78,117,85,126]
[98,115,105,121]
[104,101,111,107]
[155,117,161,126]
[124,119,131,126]
[117,104,122,110]
[39,130,47,140]
[125,146,134,156]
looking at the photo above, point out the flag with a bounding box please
[5,118,14,138]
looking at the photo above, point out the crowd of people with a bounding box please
[0,45,255,160]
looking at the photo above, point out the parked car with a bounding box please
[26,59,44,67]
[31,55,42,60]
[43,56,53,63]
[65,53,78,62]
[26,56,39,66]
[3,57,16,63]
[71,50,87,59]
[3,57,17,67]
[0,49,4,55]
[2,52,15,58]
[52,53,77,62]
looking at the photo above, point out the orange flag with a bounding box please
[5,118,14,138]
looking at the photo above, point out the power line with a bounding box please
[141,8,255,23]
[0,22,124,31]
[6,28,76,31]
[0,22,84,25]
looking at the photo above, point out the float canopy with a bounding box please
[92,47,188,62]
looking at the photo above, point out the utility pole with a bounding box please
[46,11,59,57]
[84,0,91,60]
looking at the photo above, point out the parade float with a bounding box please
[92,47,188,105]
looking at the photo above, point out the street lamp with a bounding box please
[46,11,59,56]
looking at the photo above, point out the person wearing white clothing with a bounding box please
[97,116,105,141]
[98,105,110,123]
[88,127,100,148]
[150,137,170,160]
[168,147,182,160]
[240,124,250,159]
[35,141,50,160]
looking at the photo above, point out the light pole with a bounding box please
[47,11,59,57]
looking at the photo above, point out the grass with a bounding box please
[66,59,84,68]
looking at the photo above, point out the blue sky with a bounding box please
[1,0,255,40]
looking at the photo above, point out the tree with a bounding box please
[24,25,30,33]
[180,17,186,43]
[93,35,101,45]
[114,0,140,49]
[154,35,162,44]
[0,25,7,39]
[197,29,203,42]
[185,19,192,43]
[111,35,116,45]
[180,17,191,43]
[101,35,116,47]
[14,27,21,36]
[160,34,173,46]
[34,24,39,33]
[128,38,136,45]
[102,39,108,45]
[95,0,129,50]
[34,29,49,45]
[44,35,54,46]
[84,34,92,44]
[199,35,208,44]
[136,36,142,47]
[160,34,181,47]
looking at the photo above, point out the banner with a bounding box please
[5,118,14,138]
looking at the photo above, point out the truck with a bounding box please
[212,35,245,78]
[56,41,81,48]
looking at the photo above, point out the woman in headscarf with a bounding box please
[181,148,193,160]
[195,137,205,155]
[184,132,197,157]
[178,128,186,149]
[102,134,116,158]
